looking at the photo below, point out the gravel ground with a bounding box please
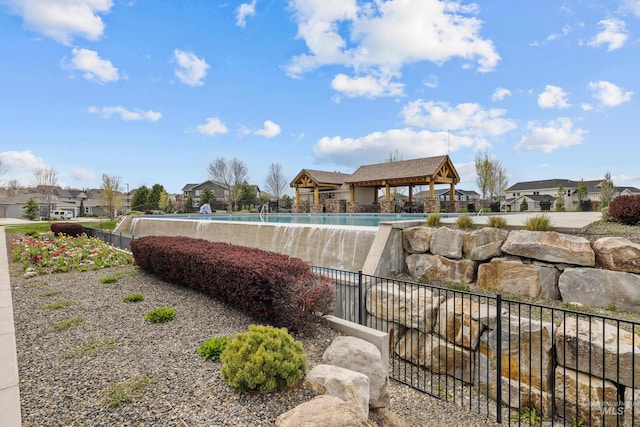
[9,261,503,427]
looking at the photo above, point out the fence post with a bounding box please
[358,270,364,326]
[495,293,502,424]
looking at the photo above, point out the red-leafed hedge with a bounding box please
[130,236,334,332]
[50,222,84,237]
[608,195,640,225]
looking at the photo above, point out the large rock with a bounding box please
[556,317,640,388]
[435,296,484,350]
[366,316,406,348]
[501,230,595,266]
[479,317,555,392]
[554,366,619,427]
[402,226,432,254]
[396,331,475,383]
[430,227,466,259]
[594,237,640,274]
[477,257,560,300]
[366,282,444,332]
[323,336,390,408]
[558,267,640,313]
[463,227,508,261]
[405,254,477,284]
[305,364,370,421]
[624,387,640,427]
[275,395,371,427]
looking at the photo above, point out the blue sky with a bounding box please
[1,0,639,195]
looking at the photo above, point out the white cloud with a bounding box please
[3,0,113,45]
[581,103,593,111]
[70,168,96,181]
[401,100,516,137]
[88,106,161,121]
[588,80,633,106]
[588,18,628,51]
[313,127,476,168]
[286,0,499,98]
[515,117,585,153]
[331,73,404,98]
[547,25,572,41]
[537,85,570,109]
[196,118,228,136]
[253,120,281,138]
[491,87,511,101]
[423,75,439,89]
[621,0,640,17]
[68,48,119,83]
[173,49,209,86]
[0,150,45,172]
[236,0,257,28]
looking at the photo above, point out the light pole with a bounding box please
[126,183,129,214]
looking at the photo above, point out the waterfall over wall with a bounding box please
[128,218,378,272]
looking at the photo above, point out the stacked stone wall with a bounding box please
[381,226,640,425]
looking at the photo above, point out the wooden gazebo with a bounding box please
[345,155,460,204]
[290,169,351,205]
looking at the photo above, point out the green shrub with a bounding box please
[487,216,508,229]
[425,213,441,227]
[455,215,473,229]
[53,317,85,331]
[221,325,306,393]
[520,199,529,212]
[25,230,40,237]
[601,207,612,223]
[524,214,554,231]
[144,307,176,323]
[100,276,119,284]
[123,293,144,303]
[199,336,232,361]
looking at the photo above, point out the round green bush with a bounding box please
[123,293,144,303]
[144,307,176,323]
[199,336,232,361]
[220,325,306,393]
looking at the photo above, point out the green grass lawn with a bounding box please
[3,220,117,234]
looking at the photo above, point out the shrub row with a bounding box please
[130,236,334,332]
[50,222,84,237]
[608,194,640,225]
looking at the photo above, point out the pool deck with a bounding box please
[0,211,601,426]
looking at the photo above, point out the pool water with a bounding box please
[167,213,430,227]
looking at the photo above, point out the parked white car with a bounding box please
[50,209,73,220]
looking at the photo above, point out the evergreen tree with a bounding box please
[577,178,588,211]
[158,190,173,212]
[200,187,214,206]
[131,186,150,211]
[600,171,616,208]
[185,195,194,213]
[146,184,166,211]
[555,184,565,212]
[79,199,85,217]
[23,197,40,220]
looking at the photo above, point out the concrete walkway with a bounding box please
[0,227,21,427]
[440,211,602,233]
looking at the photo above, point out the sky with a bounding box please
[1,0,639,196]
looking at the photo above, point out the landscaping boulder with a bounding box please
[477,257,560,300]
[405,254,476,284]
[402,226,432,254]
[501,230,595,266]
[593,237,640,274]
[463,227,508,261]
[275,395,371,427]
[323,336,390,408]
[305,364,370,421]
[430,227,465,259]
[558,267,640,313]
[435,296,484,350]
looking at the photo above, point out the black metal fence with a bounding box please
[83,227,134,251]
[313,266,640,426]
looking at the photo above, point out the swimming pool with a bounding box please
[164,212,431,227]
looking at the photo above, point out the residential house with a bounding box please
[504,178,640,212]
[182,180,230,211]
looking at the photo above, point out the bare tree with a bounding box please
[208,157,248,210]
[475,151,493,207]
[265,163,287,199]
[33,167,58,215]
[6,179,21,198]
[101,174,123,219]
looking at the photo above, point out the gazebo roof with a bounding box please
[345,155,460,187]
[290,169,351,188]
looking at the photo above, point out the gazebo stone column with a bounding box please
[292,201,309,213]
[424,198,439,213]
[346,201,361,213]
[310,204,324,213]
[446,200,458,213]
[381,200,395,213]
[326,199,346,213]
